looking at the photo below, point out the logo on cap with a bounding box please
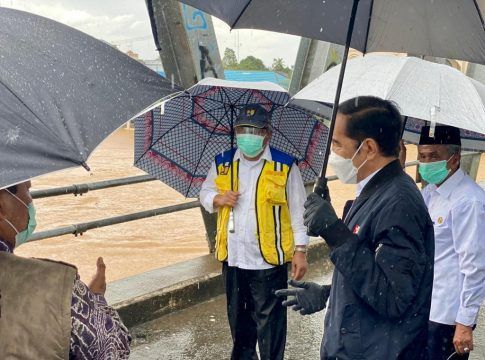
[246,109,256,117]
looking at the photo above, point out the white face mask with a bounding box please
[329,141,368,184]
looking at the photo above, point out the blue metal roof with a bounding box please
[157,70,290,89]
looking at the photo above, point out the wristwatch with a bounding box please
[294,245,308,254]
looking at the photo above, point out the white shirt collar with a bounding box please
[233,146,272,164]
[356,168,382,197]
[434,169,465,199]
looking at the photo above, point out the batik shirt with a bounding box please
[0,240,131,359]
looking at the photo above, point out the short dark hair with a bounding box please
[338,96,403,157]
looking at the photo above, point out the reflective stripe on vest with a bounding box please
[214,148,295,266]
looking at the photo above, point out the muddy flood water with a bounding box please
[16,128,485,285]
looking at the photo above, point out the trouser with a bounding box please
[222,262,288,360]
[427,321,471,360]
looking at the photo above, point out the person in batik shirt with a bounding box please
[0,181,131,359]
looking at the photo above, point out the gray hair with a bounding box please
[445,145,461,157]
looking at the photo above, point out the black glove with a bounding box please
[303,193,339,237]
[304,193,356,248]
[313,176,331,202]
[275,279,331,315]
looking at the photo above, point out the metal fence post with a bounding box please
[200,207,217,253]
[460,152,481,181]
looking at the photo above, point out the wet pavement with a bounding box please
[130,257,332,359]
[130,257,485,359]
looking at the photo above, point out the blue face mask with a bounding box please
[418,155,453,185]
[3,190,37,247]
[236,133,265,158]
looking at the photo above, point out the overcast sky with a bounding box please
[3,0,301,68]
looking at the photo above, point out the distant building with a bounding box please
[142,58,164,74]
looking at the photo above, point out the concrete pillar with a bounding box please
[146,0,224,252]
[289,38,344,95]
[200,206,217,253]
[467,63,485,85]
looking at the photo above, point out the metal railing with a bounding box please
[31,175,156,199]
[29,161,421,242]
[30,201,200,242]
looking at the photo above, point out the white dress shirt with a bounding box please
[199,146,309,270]
[356,168,382,197]
[421,169,485,326]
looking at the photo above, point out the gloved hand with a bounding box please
[303,193,339,237]
[275,279,331,315]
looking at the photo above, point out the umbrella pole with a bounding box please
[229,107,235,233]
[314,0,360,199]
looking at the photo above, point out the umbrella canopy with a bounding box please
[292,55,485,151]
[134,78,327,198]
[177,0,485,65]
[179,0,485,199]
[0,7,179,189]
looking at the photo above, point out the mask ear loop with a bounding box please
[2,189,28,235]
[5,189,28,209]
[351,140,369,171]
[3,218,20,235]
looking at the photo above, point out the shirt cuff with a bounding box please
[456,306,479,327]
[293,233,309,246]
[201,192,218,214]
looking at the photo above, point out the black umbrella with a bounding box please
[0,7,180,189]
[176,0,485,197]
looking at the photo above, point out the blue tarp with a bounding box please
[157,70,290,89]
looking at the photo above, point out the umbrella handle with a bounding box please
[313,176,331,202]
[228,209,235,233]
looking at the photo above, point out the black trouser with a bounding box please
[222,263,288,360]
[427,321,471,360]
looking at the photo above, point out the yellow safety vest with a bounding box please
[214,148,295,266]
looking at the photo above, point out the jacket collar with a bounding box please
[345,160,403,224]
[359,159,403,200]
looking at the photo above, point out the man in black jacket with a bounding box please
[276,96,434,359]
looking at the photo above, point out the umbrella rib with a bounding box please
[185,103,233,197]
[271,105,320,177]
[472,0,485,29]
[231,0,253,29]
[134,104,229,165]
[0,82,74,156]
[362,0,375,54]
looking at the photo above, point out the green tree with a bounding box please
[222,47,238,69]
[271,58,286,72]
[271,57,292,76]
[238,56,268,71]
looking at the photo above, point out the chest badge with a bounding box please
[437,217,443,225]
[352,224,360,235]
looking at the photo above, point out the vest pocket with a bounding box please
[263,173,287,205]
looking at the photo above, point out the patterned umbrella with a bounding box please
[403,117,485,152]
[134,78,328,198]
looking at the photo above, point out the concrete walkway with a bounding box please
[129,257,485,360]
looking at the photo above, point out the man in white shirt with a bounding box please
[199,104,308,360]
[418,125,485,359]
